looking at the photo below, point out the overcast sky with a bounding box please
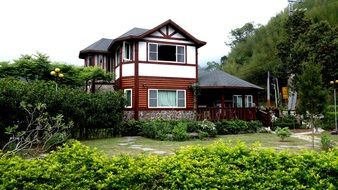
[0,0,288,66]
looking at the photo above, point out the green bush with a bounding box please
[197,119,217,137]
[0,78,125,144]
[320,112,336,130]
[275,127,292,141]
[172,122,188,141]
[273,115,301,129]
[118,120,144,136]
[215,120,263,135]
[321,132,335,151]
[1,141,337,189]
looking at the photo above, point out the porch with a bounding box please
[196,69,264,121]
[196,107,257,121]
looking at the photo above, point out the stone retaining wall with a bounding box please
[124,110,196,120]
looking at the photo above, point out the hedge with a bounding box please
[0,78,125,144]
[1,141,337,189]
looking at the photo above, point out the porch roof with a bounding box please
[198,69,263,90]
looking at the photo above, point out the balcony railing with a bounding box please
[196,107,257,121]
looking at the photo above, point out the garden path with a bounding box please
[118,136,174,155]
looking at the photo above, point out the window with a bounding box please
[87,56,94,66]
[176,46,185,62]
[233,95,243,108]
[124,89,132,108]
[148,43,185,63]
[245,95,253,108]
[115,47,121,66]
[123,42,132,60]
[148,89,186,108]
[149,43,158,61]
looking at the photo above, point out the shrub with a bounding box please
[1,141,338,189]
[197,119,217,137]
[118,120,144,136]
[321,132,335,151]
[215,120,263,135]
[0,78,125,144]
[273,115,301,129]
[320,112,336,131]
[172,122,188,141]
[275,127,292,141]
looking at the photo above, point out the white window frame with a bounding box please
[148,43,185,63]
[233,95,243,108]
[149,43,158,61]
[245,95,253,108]
[148,89,186,108]
[123,42,132,61]
[124,89,132,108]
[176,45,185,63]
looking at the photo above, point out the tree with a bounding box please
[226,22,257,48]
[205,61,221,71]
[297,61,327,148]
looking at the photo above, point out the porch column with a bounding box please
[221,93,225,119]
[242,93,246,120]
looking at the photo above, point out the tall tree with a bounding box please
[297,61,327,148]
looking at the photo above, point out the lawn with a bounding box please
[82,133,311,157]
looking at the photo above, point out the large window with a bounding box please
[124,89,132,108]
[148,89,186,108]
[148,43,185,63]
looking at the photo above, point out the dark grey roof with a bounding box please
[198,69,263,90]
[118,27,148,38]
[81,38,113,52]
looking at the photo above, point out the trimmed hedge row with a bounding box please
[1,141,337,189]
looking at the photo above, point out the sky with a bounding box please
[0,0,288,66]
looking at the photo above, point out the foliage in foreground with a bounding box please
[0,141,337,189]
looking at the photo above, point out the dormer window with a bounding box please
[148,43,185,63]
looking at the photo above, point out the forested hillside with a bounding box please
[221,0,338,87]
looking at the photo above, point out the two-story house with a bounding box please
[79,20,263,121]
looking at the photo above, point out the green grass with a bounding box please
[82,133,311,157]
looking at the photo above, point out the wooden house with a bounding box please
[79,20,263,121]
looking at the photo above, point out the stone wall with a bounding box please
[124,111,135,120]
[124,110,196,120]
[141,110,196,120]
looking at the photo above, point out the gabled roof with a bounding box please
[79,20,206,59]
[108,19,206,50]
[198,69,263,90]
[79,38,113,58]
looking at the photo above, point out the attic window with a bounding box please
[148,43,185,63]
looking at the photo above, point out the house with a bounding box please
[197,69,263,120]
[79,20,263,121]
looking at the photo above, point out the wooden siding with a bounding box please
[138,77,195,109]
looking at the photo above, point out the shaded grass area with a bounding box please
[82,133,310,157]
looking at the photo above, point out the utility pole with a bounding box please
[267,71,271,107]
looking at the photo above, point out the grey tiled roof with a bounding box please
[81,38,113,52]
[118,27,148,38]
[198,69,263,90]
